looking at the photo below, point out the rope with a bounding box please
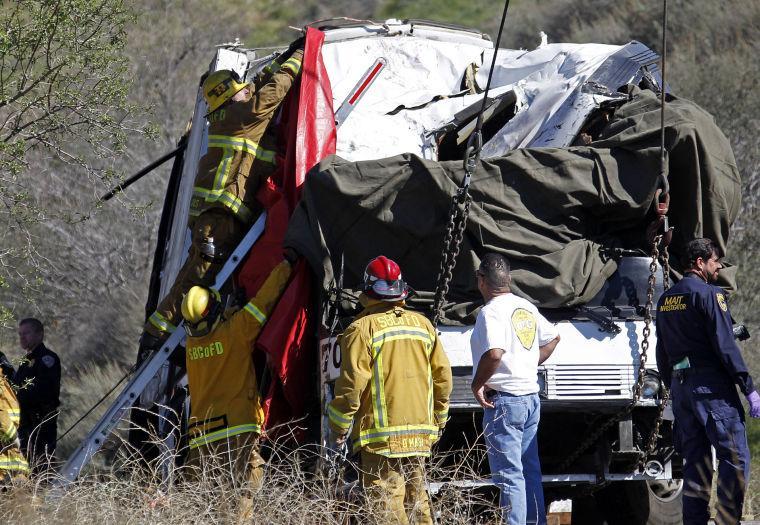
[430,0,511,326]
[474,0,511,143]
[658,0,669,196]
[56,365,135,443]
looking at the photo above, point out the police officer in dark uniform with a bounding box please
[656,238,760,525]
[14,318,61,471]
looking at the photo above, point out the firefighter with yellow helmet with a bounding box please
[0,369,29,484]
[139,41,304,355]
[180,259,291,517]
[328,256,453,524]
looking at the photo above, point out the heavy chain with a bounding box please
[430,136,479,326]
[431,191,472,326]
[638,242,672,469]
[634,236,661,401]
[557,236,663,474]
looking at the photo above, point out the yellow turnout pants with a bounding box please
[184,432,264,522]
[145,209,246,338]
[360,451,432,525]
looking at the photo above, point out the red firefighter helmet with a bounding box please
[363,256,409,301]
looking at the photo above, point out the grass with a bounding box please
[44,348,760,523]
[0,429,502,525]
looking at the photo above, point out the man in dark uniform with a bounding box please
[656,238,760,524]
[14,318,61,471]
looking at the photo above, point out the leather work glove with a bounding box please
[328,427,347,446]
[747,390,760,418]
[137,332,168,365]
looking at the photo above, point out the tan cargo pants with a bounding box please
[184,432,264,522]
[360,451,433,525]
[145,208,246,338]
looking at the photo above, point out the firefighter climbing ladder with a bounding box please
[55,212,268,486]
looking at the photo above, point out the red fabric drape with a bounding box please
[236,27,337,438]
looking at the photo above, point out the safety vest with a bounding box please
[0,373,29,474]
[185,261,291,449]
[328,298,453,457]
[191,50,303,225]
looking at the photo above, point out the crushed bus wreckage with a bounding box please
[62,18,742,524]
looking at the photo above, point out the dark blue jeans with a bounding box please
[483,392,545,525]
[671,369,749,525]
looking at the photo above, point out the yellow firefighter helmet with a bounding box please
[202,69,249,114]
[181,286,223,337]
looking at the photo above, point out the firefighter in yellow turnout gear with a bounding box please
[141,44,304,350]
[181,260,291,516]
[0,370,29,484]
[328,256,453,524]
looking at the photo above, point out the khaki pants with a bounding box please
[360,451,432,525]
[145,209,246,337]
[184,432,264,522]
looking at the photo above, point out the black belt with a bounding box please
[485,389,526,399]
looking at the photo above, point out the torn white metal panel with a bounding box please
[322,36,629,161]
[321,36,489,160]
[478,43,624,156]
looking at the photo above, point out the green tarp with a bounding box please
[285,87,741,324]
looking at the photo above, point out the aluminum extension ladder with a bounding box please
[55,212,268,485]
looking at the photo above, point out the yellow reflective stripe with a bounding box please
[148,311,176,333]
[1,427,17,443]
[0,459,29,472]
[191,188,254,224]
[435,408,449,426]
[327,405,352,430]
[243,302,267,324]
[207,135,276,164]
[189,423,260,449]
[376,450,432,458]
[368,326,434,431]
[218,192,254,223]
[281,56,302,75]
[263,63,277,75]
[212,146,234,196]
[358,424,439,438]
[428,362,434,422]
[371,326,432,347]
[370,342,387,428]
[356,425,439,448]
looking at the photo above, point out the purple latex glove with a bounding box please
[747,391,760,418]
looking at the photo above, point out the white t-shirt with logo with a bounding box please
[470,293,558,395]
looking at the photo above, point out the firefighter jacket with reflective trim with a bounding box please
[0,372,28,474]
[328,297,453,457]
[190,49,304,225]
[185,261,291,448]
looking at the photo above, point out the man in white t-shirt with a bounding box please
[470,253,560,525]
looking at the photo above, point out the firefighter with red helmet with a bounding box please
[328,256,452,524]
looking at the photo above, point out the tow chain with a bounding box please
[556,235,668,476]
[558,0,673,487]
[638,242,671,470]
[430,139,478,326]
[429,0,511,326]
